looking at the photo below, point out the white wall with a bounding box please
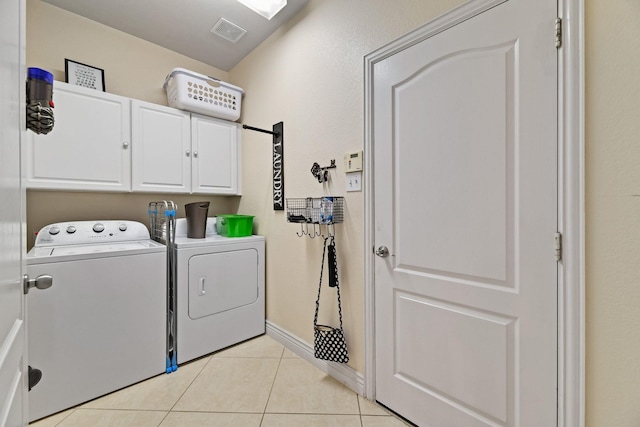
[230,0,465,374]
[27,0,229,104]
[584,1,640,425]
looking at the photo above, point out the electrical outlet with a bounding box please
[346,171,362,192]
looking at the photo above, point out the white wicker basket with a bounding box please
[163,68,243,121]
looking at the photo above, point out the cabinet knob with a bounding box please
[123,141,129,149]
[186,149,191,157]
[193,151,198,158]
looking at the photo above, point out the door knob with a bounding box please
[23,274,53,294]
[375,246,390,257]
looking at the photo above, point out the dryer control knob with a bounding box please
[66,226,76,234]
[119,224,127,232]
[92,223,105,233]
[48,226,59,235]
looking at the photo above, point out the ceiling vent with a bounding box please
[211,18,247,43]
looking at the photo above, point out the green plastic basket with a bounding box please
[216,214,254,237]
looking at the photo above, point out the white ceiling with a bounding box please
[42,0,310,71]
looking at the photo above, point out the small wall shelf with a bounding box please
[286,197,344,238]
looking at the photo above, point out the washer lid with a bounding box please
[27,240,165,264]
[51,241,160,256]
[173,234,264,249]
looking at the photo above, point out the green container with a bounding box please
[216,214,254,237]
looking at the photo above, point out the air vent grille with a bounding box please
[211,18,247,43]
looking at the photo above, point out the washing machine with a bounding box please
[173,218,265,364]
[27,220,166,422]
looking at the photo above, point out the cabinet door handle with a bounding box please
[122,141,129,149]
[193,151,198,158]
[185,149,191,157]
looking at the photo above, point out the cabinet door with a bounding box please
[25,81,131,191]
[131,100,191,193]
[191,114,240,195]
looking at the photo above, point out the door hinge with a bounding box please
[555,232,562,262]
[555,17,562,49]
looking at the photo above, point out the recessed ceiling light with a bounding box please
[236,0,287,20]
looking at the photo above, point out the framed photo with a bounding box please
[65,59,105,91]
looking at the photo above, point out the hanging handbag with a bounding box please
[313,236,349,363]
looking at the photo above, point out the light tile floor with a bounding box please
[31,335,411,427]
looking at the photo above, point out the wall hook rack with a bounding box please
[285,197,344,239]
[242,122,284,211]
[311,159,336,183]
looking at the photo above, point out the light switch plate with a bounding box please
[346,171,362,192]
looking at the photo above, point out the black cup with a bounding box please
[185,202,210,238]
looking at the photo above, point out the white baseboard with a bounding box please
[266,321,365,396]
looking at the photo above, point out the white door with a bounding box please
[25,82,131,192]
[0,0,27,426]
[131,100,191,193]
[191,114,239,195]
[373,0,557,425]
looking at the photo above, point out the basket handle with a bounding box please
[206,79,221,88]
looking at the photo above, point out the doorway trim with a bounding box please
[362,0,585,426]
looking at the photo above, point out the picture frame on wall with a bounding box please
[65,59,105,91]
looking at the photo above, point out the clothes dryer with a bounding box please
[173,218,265,364]
[27,221,166,422]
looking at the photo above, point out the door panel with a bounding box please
[373,0,557,425]
[395,42,515,285]
[26,82,131,191]
[188,249,259,319]
[191,114,238,194]
[395,294,514,422]
[131,100,191,192]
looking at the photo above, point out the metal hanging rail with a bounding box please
[242,124,279,136]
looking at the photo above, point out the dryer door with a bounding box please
[188,248,259,319]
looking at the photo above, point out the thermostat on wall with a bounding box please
[344,150,363,172]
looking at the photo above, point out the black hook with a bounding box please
[311,160,336,183]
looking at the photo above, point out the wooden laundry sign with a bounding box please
[272,122,284,210]
[241,122,285,211]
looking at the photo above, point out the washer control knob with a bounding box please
[66,226,76,234]
[48,226,60,235]
[92,223,105,233]
[119,223,127,232]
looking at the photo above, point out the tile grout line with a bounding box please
[357,394,364,427]
[258,345,285,426]
[164,355,214,418]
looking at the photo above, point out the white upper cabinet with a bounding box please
[131,100,191,193]
[25,81,131,192]
[25,82,242,195]
[131,105,241,195]
[191,113,241,195]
